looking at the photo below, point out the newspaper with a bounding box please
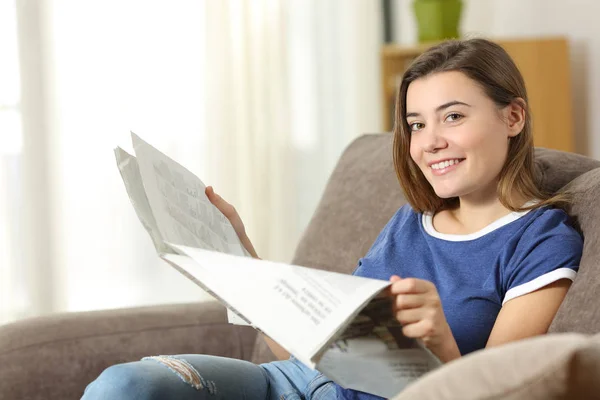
[115,133,250,324]
[114,132,441,397]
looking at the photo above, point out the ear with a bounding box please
[505,98,526,138]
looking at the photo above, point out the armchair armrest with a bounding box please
[0,301,258,400]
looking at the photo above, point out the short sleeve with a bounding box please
[502,209,583,305]
[351,213,395,277]
[352,205,414,278]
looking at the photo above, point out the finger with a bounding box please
[394,308,423,325]
[384,275,403,297]
[385,275,400,297]
[206,186,224,202]
[205,186,217,203]
[389,278,432,295]
[392,293,425,310]
[205,187,236,217]
[402,319,435,339]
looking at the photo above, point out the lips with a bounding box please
[430,158,464,170]
[429,158,465,176]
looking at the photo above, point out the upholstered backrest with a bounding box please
[251,133,600,363]
[291,134,405,275]
[548,167,600,333]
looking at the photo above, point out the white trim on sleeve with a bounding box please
[502,267,577,305]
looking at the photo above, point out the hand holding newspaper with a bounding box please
[115,133,441,398]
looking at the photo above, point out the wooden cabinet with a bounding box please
[381,38,574,152]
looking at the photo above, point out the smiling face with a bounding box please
[406,71,523,203]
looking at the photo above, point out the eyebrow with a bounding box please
[406,101,471,118]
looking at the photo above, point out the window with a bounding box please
[0,0,21,149]
[0,0,24,323]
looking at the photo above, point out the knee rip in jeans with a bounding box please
[142,356,217,394]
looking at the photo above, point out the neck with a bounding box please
[445,188,529,234]
[451,199,509,233]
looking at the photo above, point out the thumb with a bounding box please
[206,186,222,205]
[205,186,237,220]
[384,275,402,298]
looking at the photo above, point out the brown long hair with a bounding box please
[393,38,568,213]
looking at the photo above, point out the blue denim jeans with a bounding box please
[81,355,337,400]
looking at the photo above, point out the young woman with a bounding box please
[82,38,582,400]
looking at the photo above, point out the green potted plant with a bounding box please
[413,0,463,43]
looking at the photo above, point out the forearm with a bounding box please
[435,339,461,363]
[427,327,461,363]
[234,233,286,360]
[241,234,259,259]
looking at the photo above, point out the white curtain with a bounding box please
[0,0,25,323]
[1,0,382,324]
[206,0,382,261]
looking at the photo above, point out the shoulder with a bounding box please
[521,206,582,244]
[502,207,582,303]
[514,206,583,259]
[354,204,422,277]
[383,204,420,232]
[366,204,420,252]
[393,203,420,222]
[507,206,582,269]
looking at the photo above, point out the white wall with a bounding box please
[393,0,600,157]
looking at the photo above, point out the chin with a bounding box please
[432,186,462,199]
[435,193,458,200]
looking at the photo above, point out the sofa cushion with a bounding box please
[392,333,600,400]
[550,167,600,334]
[0,302,258,400]
[534,147,600,193]
[291,134,406,275]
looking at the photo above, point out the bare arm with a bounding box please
[260,274,571,362]
[206,186,290,360]
[389,276,461,363]
[390,276,572,363]
[486,279,572,347]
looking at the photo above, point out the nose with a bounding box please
[422,126,448,153]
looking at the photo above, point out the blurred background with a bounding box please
[0,0,597,325]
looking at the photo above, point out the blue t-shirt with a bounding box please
[336,204,582,400]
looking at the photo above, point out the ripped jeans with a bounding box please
[81,355,337,400]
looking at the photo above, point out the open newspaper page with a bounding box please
[161,244,390,367]
[114,147,168,253]
[316,297,442,397]
[163,245,440,398]
[115,132,251,324]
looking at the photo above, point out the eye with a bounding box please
[408,122,425,132]
[445,113,463,122]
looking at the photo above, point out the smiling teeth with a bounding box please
[431,159,462,170]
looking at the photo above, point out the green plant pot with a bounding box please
[413,0,463,43]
